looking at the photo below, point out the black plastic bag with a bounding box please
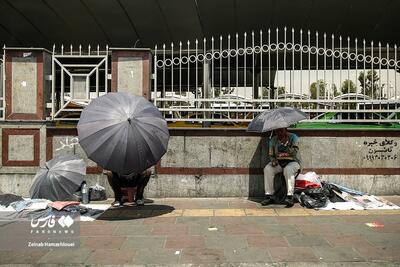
[299,192,328,208]
[89,184,107,201]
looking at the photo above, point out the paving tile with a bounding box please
[247,235,289,248]
[306,216,344,224]
[277,216,310,224]
[0,250,49,264]
[176,217,210,224]
[268,247,319,262]
[244,209,276,216]
[38,248,93,264]
[210,217,244,225]
[372,215,400,224]
[214,209,246,216]
[80,224,116,236]
[241,216,278,225]
[119,209,153,219]
[182,209,214,217]
[296,224,336,235]
[224,223,264,235]
[151,224,189,235]
[261,224,300,236]
[228,202,259,209]
[275,208,312,216]
[180,248,226,264]
[364,233,400,247]
[82,236,126,249]
[286,234,331,247]
[152,209,183,217]
[165,235,205,249]
[354,244,400,261]
[113,225,152,236]
[134,249,180,264]
[373,223,400,233]
[121,236,166,249]
[205,236,248,250]
[342,215,381,224]
[313,246,364,262]
[331,223,376,235]
[142,217,177,225]
[323,234,371,247]
[224,247,272,263]
[85,249,136,265]
[188,224,226,236]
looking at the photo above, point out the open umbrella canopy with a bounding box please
[77,92,169,175]
[30,155,86,201]
[247,107,308,133]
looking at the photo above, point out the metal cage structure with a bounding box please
[152,27,400,124]
[51,45,110,121]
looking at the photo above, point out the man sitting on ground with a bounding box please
[105,169,151,207]
[262,127,301,207]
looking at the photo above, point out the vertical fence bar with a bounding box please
[179,41,182,99]
[379,42,382,99]
[252,31,255,99]
[332,34,335,102]
[154,45,157,105]
[339,36,342,98]
[308,30,310,100]
[96,66,99,98]
[188,41,191,99]
[363,40,366,97]
[105,45,108,93]
[171,42,174,97]
[283,27,287,99]
[323,33,326,101]
[386,43,389,99]
[51,47,55,119]
[355,39,358,103]
[260,30,263,101]
[244,32,247,100]
[268,29,271,100]
[236,33,239,119]
[316,31,319,103]
[276,28,279,101]
[196,39,198,116]
[371,41,374,100]
[162,44,166,104]
[291,28,295,95]
[211,38,214,98]
[395,44,397,100]
[347,37,350,115]
[300,30,303,100]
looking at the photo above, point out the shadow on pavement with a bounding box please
[96,204,175,221]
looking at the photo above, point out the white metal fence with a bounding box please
[51,45,110,121]
[152,28,400,124]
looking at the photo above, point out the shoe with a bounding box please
[285,196,294,208]
[111,200,124,207]
[261,196,274,206]
[136,199,145,206]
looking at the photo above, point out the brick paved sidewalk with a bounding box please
[0,197,399,266]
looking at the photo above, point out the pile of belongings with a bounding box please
[0,194,108,223]
[293,172,399,210]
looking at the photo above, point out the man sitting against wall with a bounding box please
[262,127,301,208]
[104,169,152,207]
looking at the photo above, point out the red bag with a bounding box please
[295,172,321,189]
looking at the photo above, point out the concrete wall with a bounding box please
[0,126,398,197]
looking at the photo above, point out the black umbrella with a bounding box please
[247,107,308,132]
[77,92,169,175]
[30,155,86,201]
